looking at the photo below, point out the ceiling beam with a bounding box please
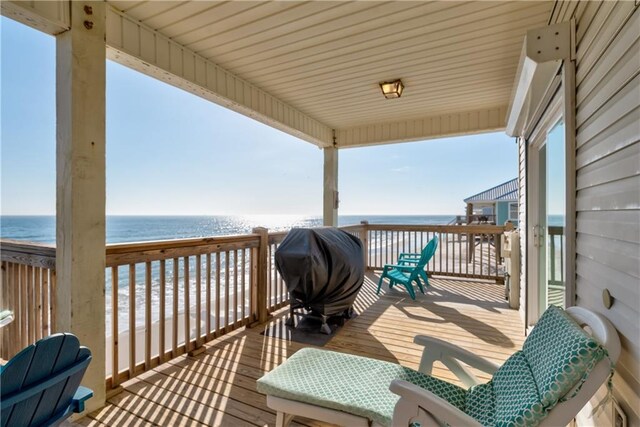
[336,106,508,148]
[1,0,70,35]
[105,7,333,148]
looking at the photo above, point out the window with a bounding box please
[509,202,518,220]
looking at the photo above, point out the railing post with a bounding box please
[360,221,369,269]
[252,227,269,324]
[497,222,513,263]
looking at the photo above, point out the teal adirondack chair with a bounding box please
[1,333,93,427]
[377,236,438,299]
[397,236,439,288]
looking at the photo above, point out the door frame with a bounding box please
[524,61,577,328]
[526,94,563,325]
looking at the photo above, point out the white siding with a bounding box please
[555,2,640,425]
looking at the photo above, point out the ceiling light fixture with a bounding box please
[379,79,404,99]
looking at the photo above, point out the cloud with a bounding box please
[390,166,411,173]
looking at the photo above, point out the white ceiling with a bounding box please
[107,1,553,131]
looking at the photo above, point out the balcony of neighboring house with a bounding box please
[461,178,519,226]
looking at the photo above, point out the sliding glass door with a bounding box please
[528,95,568,325]
[541,121,566,309]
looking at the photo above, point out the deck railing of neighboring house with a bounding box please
[449,214,499,225]
[0,221,510,387]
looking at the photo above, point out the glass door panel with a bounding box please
[544,121,566,308]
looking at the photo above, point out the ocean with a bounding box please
[0,214,456,244]
[1,214,456,371]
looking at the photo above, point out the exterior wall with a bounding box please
[554,2,639,425]
[497,201,519,227]
[497,201,508,225]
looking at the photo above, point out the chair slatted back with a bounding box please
[416,236,439,270]
[1,333,92,427]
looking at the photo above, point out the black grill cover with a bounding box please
[275,227,364,317]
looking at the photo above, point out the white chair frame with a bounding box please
[266,307,621,427]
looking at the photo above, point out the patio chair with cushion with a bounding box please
[1,333,93,427]
[377,236,438,299]
[257,305,620,427]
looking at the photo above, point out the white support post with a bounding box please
[55,0,106,412]
[323,147,339,226]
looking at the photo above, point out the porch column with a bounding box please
[55,1,106,411]
[323,147,339,226]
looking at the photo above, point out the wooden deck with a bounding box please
[76,272,524,427]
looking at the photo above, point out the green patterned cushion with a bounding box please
[523,305,608,408]
[491,351,545,426]
[465,382,495,426]
[256,348,466,427]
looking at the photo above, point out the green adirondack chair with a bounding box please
[377,236,438,299]
[396,235,439,288]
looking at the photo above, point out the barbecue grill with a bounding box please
[274,227,364,334]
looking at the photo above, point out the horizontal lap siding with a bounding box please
[561,1,640,425]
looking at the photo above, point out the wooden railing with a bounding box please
[0,221,510,386]
[364,224,510,282]
[104,233,261,388]
[0,240,56,360]
[547,225,565,307]
[267,231,288,313]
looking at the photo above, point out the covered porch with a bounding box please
[0,1,544,405]
[81,273,523,427]
[2,0,638,426]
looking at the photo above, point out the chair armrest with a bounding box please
[0,311,14,328]
[413,335,499,387]
[71,386,93,413]
[390,380,481,427]
[383,264,415,271]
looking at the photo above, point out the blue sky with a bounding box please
[1,17,517,216]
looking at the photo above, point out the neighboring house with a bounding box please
[463,178,518,226]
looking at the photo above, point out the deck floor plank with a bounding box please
[84,273,524,426]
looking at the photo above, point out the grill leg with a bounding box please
[285,306,296,327]
[285,300,300,327]
[319,315,331,335]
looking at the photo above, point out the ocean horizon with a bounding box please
[0,214,457,244]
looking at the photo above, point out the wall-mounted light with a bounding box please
[379,79,404,99]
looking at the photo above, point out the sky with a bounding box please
[1,17,517,217]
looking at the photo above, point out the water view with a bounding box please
[0,214,456,244]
